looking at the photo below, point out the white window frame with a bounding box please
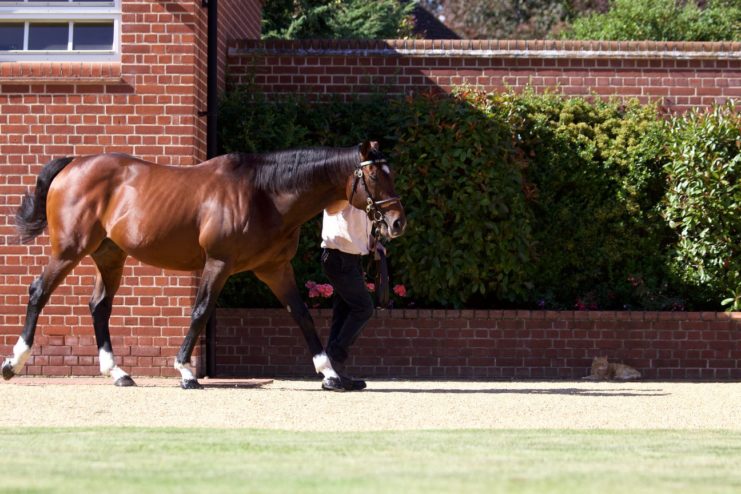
[0,0,120,62]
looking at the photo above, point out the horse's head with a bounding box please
[346,141,406,239]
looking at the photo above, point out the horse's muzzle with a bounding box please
[387,214,407,239]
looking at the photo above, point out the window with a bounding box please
[0,22,23,50]
[0,0,120,61]
[28,23,69,50]
[73,22,113,50]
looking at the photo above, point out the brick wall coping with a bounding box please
[220,307,741,321]
[0,61,123,83]
[230,39,741,60]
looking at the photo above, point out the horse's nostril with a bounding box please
[393,219,405,233]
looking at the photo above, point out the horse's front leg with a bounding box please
[254,264,338,379]
[175,257,232,389]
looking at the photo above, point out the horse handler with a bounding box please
[318,200,382,392]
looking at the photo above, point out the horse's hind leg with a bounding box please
[89,239,134,387]
[2,256,81,380]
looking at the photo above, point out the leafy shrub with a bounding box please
[494,91,677,309]
[559,0,741,41]
[388,91,535,306]
[664,102,741,309]
[218,89,535,308]
[218,85,736,310]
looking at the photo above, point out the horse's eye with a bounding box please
[369,172,379,182]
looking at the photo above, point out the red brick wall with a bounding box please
[214,309,741,380]
[227,39,740,112]
[0,0,260,378]
[217,0,262,93]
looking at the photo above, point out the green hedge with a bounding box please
[558,0,741,42]
[217,87,739,311]
[388,92,534,307]
[664,103,741,310]
[498,93,679,310]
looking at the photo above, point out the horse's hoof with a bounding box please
[114,375,137,387]
[181,379,203,390]
[2,361,15,381]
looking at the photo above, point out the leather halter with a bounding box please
[349,158,402,230]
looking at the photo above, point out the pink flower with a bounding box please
[366,282,376,292]
[393,284,407,297]
[305,281,333,299]
[305,281,320,298]
[318,284,334,298]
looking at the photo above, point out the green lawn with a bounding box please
[0,428,739,494]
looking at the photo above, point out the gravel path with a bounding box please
[1,377,739,431]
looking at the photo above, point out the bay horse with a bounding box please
[1,141,405,389]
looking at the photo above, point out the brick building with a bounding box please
[0,0,261,378]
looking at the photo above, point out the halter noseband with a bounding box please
[350,158,402,232]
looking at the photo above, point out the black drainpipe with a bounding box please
[206,0,218,160]
[203,0,218,378]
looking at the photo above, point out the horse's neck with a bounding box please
[248,148,358,228]
[275,182,346,229]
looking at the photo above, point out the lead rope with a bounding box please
[367,225,389,308]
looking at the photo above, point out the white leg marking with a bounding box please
[174,361,196,381]
[99,349,129,381]
[4,338,32,374]
[313,352,338,379]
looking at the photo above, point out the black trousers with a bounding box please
[321,248,374,364]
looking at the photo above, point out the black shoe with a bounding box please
[349,378,366,391]
[327,355,366,391]
[321,376,367,392]
[322,376,348,392]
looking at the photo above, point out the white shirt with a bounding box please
[321,204,372,255]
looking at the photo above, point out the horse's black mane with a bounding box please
[231,146,369,193]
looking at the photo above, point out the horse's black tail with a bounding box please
[15,156,75,244]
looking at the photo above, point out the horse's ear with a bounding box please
[359,141,371,159]
[359,141,380,159]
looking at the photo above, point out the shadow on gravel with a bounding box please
[358,388,670,397]
[200,381,273,389]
